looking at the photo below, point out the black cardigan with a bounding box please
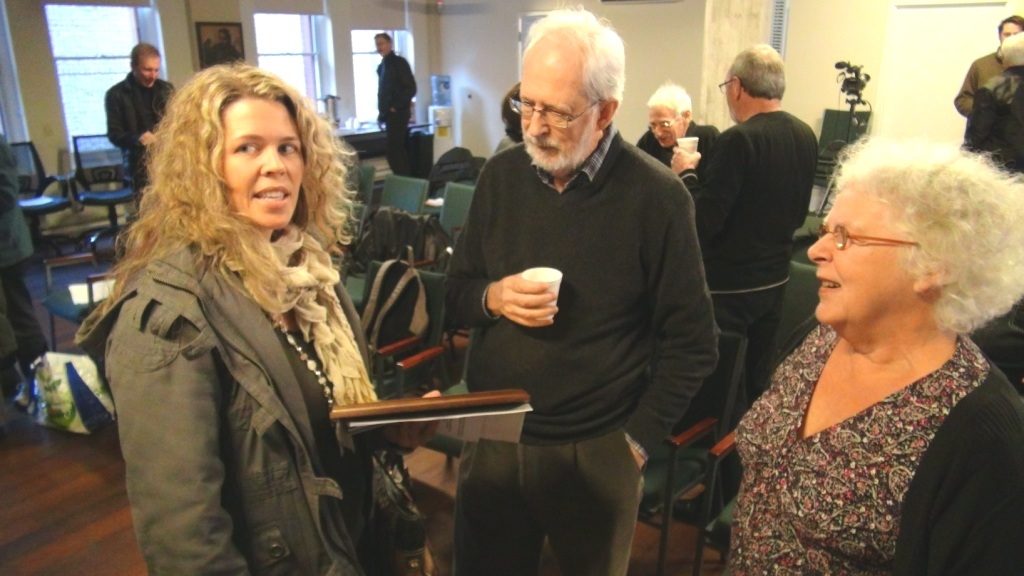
[777,318,1024,574]
[893,366,1024,575]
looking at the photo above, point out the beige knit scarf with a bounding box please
[270,226,377,406]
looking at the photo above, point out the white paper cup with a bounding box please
[522,267,563,297]
[676,136,699,154]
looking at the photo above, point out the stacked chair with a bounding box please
[10,141,75,254]
[71,134,135,252]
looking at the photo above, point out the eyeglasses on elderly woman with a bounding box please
[818,223,918,251]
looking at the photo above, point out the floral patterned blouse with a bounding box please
[728,324,989,575]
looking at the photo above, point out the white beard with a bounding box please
[524,119,600,177]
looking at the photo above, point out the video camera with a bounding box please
[835,61,870,104]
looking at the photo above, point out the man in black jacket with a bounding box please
[105,43,173,194]
[375,33,416,176]
[446,8,717,575]
[676,45,817,411]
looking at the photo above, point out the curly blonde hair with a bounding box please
[834,138,1024,333]
[103,63,353,314]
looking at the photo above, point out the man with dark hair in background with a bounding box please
[955,14,1024,117]
[676,44,817,414]
[105,42,173,193]
[375,32,417,176]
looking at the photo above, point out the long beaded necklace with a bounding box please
[275,320,335,410]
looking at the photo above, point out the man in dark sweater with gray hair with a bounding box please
[446,8,717,575]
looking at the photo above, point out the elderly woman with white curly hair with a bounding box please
[728,139,1024,575]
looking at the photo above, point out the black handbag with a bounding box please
[370,450,437,576]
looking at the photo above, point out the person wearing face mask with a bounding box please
[955,15,1024,117]
[79,64,434,575]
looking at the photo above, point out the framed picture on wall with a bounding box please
[196,22,244,69]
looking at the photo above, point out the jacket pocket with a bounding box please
[110,297,213,373]
[250,524,298,575]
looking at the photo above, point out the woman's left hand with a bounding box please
[381,390,441,450]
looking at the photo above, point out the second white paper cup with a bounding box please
[676,136,699,154]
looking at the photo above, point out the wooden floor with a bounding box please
[0,257,726,575]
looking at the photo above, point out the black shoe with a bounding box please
[1,365,22,399]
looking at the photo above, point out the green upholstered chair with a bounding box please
[639,331,748,576]
[439,181,474,243]
[357,163,376,204]
[691,431,738,576]
[774,260,819,361]
[380,174,429,214]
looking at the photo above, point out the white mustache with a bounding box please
[525,134,560,151]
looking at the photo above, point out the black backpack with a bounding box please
[351,207,452,274]
[360,256,429,350]
[426,147,484,197]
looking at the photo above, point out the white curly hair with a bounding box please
[834,138,1024,334]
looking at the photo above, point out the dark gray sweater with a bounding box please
[445,132,718,452]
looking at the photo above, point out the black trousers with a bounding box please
[711,284,788,416]
[384,108,412,176]
[0,258,47,378]
[711,285,787,504]
[454,431,642,576]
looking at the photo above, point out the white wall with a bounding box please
[435,0,707,156]
[10,0,1024,171]
[784,0,1024,143]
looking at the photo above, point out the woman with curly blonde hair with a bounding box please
[78,64,433,575]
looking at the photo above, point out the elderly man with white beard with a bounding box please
[444,8,718,576]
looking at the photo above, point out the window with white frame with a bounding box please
[351,30,413,123]
[254,13,323,101]
[44,4,140,141]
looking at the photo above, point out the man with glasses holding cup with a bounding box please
[675,44,817,420]
[637,81,720,179]
[446,8,717,575]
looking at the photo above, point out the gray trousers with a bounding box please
[453,430,642,576]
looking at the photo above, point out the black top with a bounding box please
[276,330,370,549]
[687,111,818,291]
[965,66,1024,172]
[377,51,417,118]
[105,72,173,188]
[636,121,721,181]
[893,366,1024,575]
[445,133,719,452]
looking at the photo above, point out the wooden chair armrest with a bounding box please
[86,272,112,283]
[396,346,445,370]
[709,431,736,460]
[45,253,96,268]
[666,417,717,448]
[376,335,422,357]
